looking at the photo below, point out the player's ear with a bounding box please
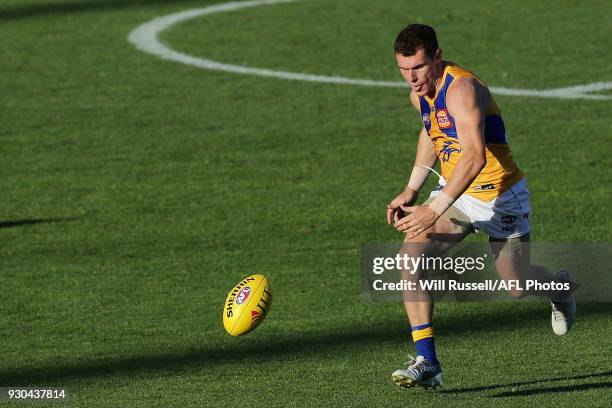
[434,48,442,62]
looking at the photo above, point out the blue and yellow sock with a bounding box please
[411,322,439,366]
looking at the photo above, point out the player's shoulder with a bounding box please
[447,76,490,111]
[448,75,483,96]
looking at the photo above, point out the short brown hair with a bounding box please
[394,24,439,58]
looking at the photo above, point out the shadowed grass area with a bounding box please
[0,217,78,229]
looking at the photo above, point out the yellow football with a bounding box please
[223,274,272,336]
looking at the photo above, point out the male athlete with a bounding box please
[386,24,576,389]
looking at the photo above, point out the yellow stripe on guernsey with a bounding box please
[418,63,522,201]
[412,326,434,342]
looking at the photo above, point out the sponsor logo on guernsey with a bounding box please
[435,109,453,129]
[422,113,430,126]
[474,184,495,191]
[235,286,252,305]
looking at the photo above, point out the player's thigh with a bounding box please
[400,204,474,268]
[490,233,531,282]
[399,213,471,303]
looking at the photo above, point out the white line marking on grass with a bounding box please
[128,0,612,100]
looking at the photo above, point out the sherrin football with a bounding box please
[223,274,272,336]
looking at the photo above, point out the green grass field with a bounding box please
[1,0,611,406]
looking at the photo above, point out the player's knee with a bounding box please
[507,288,525,298]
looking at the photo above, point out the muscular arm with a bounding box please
[408,90,438,191]
[393,78,489,236]
[442,77,488,199]
[387,92,438,225]
[414,127,438,172]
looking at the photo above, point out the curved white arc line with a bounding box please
[127,0,405,88]
[490,87,611,100]
[127,0,612,100]
[548,82,612,93]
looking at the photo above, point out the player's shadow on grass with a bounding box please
[0,0,217,22]
[440,371,612,396]
[0,217,77,229]
[490,381,612,397]
[0,304,610,386]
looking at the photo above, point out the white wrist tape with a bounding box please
[406,166,430,192]
[428,191,455,216]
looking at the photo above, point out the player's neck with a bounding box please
[426,61,446,98]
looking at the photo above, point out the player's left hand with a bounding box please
[393,206,440,239]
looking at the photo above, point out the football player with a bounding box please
[386,24,576,389]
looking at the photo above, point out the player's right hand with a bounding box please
[387,188,418,225]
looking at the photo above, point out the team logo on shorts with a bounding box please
[435,109,453,129]
[235,286,251,305]
[501,215,517,224]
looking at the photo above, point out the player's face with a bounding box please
[396,48,441,97]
